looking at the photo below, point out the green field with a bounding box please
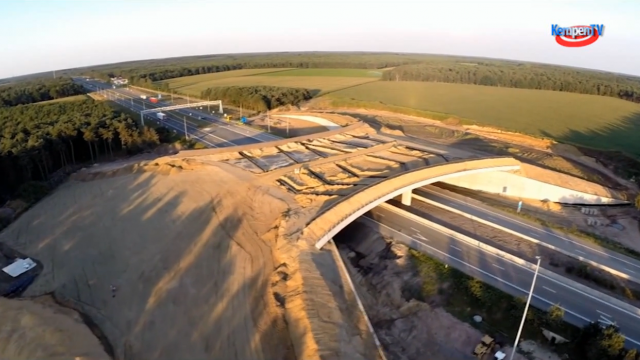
[326,82,640,156]
[158,68,382,97]
[157,68,292,92]
[262,68,383,77]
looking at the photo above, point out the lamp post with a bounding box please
[509,255,542,360]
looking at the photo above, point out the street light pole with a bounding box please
[183,116,188,140]
[509,256,542,360]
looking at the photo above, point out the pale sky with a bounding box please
[1,0,639,79]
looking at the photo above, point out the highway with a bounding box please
[410,186,640,283]
[74,78,280,148]
[365,203,640,347]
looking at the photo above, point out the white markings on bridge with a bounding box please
[575,249,587,255]
[625,267,637,274]
[542,286,556,293]
[450,245,462,251]
[493,264,505,270]
[411,227,420,233]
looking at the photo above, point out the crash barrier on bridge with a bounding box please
[304,156,521,249]
[413,193,640,285]
[328,239,388,360]
[378,202,640,321]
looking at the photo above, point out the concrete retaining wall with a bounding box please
[442,170,627,205]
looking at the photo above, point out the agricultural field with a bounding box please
[262,68,384,77]
[325,81,640,157]
[158,68,381,97]
[156,68,292,93]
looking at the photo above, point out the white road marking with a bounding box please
[420,188,640,271]
[373,205,640,332]
[575,250,587,255]
[529,231,539,237]
[598,310,612,318]
[415,233,428,241]
[542,286,556,293]
[450,245,461,251]
[493,264,505,270]
[411,227,421,233]
[625,267,637,274]
[359,215,640,347]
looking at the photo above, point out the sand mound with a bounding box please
[0,158,296,360]
[0,296,109,360]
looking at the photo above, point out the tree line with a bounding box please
[0,98,160,202]
[199,86,312,112]
[82,52,430,86]
[381,60,640,103]
[77,52,640,104]
[0,78,86,107]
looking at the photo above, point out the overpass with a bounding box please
[171,122,521,360]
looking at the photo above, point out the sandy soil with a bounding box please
[0,296,110,360]
[0,158,297,360]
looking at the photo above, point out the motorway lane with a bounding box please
[123,86,281,143]
[110,86,269,146]
[80,80,263,147]
[413,186,640,282]
[365,203,640,347]
[108,94,233,148]
[80,79,281,146]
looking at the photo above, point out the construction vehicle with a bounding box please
[473,335,506,359]
[149,97,158,104]
[223,113,232,122]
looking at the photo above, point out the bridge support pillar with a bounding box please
[401,190,412,206]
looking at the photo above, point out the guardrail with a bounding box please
[412,193,640,285]
[378,202,640,319]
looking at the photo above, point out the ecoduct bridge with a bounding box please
[172,122,520,360]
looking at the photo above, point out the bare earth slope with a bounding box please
[0,296,109,360]
[0,159,295,360]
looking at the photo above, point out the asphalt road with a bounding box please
[365,203,640,347]
[75,78,280,147]
[412,186,640,283]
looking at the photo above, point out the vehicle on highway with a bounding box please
[156,113,166,121]
[140,95,147,100]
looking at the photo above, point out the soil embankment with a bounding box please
[0,157,296,360]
